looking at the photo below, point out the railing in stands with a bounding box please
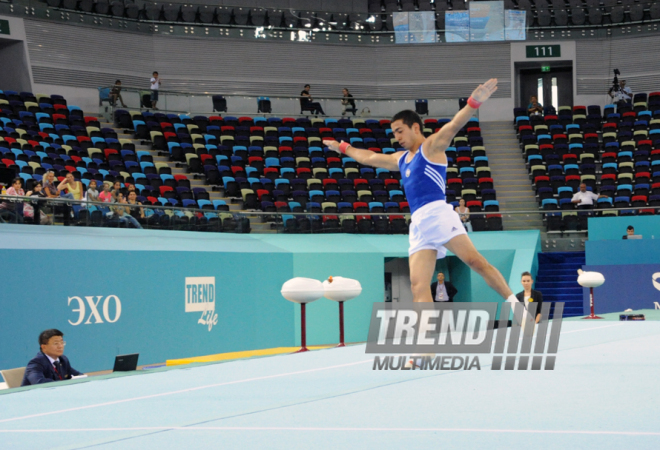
[98,86,463,120]
[1,195,658,234]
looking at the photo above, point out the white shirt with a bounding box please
[612,86,632,102]
[571,191,599,205]
[45,353,60,369]
[150,77,160,90]
[435,282,449,302]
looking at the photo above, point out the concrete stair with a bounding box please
[100,119,276,233]
[480,121,544,231]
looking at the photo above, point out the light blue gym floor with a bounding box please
[1,321,659,450]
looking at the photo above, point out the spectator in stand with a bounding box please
[608,79,633,107]
[126,191,146,225]
[84,180,100,204]
[43,171,59,198]
[527,96,543,116]
[110,80,127,108]
[150,71,161,110]
[341,88,357,116]
[454,198,472,232]
[571,183,608,209]
[0,177,32,223]
[111,180,123,201]
[58,173,83,202]
[300,84,325,116]
[25,181,52,225]
[112,192,142,228]
[99,182,114,203]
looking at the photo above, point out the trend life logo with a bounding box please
[185,277,218,332]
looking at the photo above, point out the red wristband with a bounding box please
[338,142,350,154]
[467,96,482,109]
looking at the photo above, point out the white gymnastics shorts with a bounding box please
[408,200,467,259]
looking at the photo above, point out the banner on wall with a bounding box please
[582,264,660,314]
[394,11,437,44]
[445,10,470,43]
[469,0,505,42]
[505,9,526,41]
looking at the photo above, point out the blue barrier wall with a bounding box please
[588,216,660,241]
[583,238,660,313]
[0,226,541,373]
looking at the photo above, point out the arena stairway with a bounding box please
[97,115,275,233]
[479,121,544,231]
[534,251,586,318]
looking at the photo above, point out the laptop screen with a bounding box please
[113,353,139,372]
[627,235,643,240]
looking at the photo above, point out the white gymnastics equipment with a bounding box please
[577,269,605,319]
[322,276,362,347]
[281,277,325,352]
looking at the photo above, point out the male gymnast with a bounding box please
[323,79,522,310]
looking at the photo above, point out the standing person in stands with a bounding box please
[110,80,127,108]
[341,88,357,116]
[150,71,161,110]
[323,79,523,311]
[300,84,325,116]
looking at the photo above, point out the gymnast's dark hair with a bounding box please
[521,271,533,279]
[392,110,423,130]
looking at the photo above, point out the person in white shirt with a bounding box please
[571,183,607,208]
[150,71,161,110]
[608,79,632,107]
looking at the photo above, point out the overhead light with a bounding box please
[366,15,376,23]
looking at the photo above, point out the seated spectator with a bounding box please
[0,178,32,223]
[109,79,127,108]
[112,192,143,228]
[58,172,83,201]
[25,181,53,225]
[111,180,123,201]
[454,198,472,232]
[21,329,83,386]
[527,96,543,116]
[341,88,357,116]
[84,179,100,204]
[99,182,114,203]
[300,84,325,116]
[571,183,608,208]
[42,171,60,199]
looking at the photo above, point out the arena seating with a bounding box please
[116,107,501,233]
[0,88,500,233]
[514,93,660,232]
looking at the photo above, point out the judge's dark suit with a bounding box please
[516,290,544,320]
[431,281,458,302]
[21,352,82,386]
